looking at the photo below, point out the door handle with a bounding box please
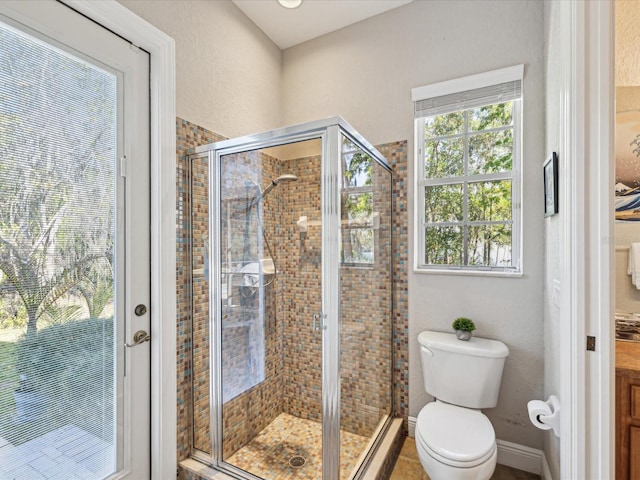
[313,313,327,331]
[125,330,150,347]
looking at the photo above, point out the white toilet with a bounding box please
[415,330,509,480]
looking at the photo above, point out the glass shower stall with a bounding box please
[188,117,394,479]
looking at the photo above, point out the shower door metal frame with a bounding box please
[192,116,393,480]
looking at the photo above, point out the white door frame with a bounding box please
[62,1,177,477]
[561,0,614,478]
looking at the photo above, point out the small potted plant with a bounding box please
[14,374,44,422]
[452,317,476,341]
[14,336,46,422]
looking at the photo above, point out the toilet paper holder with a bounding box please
[527,395,560,438]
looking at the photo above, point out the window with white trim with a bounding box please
[413,65,522,273]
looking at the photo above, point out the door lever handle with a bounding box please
[313,313,327,331]
[125,330,150,347]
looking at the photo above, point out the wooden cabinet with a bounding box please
[616,368,640,479]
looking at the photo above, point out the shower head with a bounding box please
[273,174,298,185]
[261,174,299,197]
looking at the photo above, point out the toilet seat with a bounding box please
[416,401,496,468]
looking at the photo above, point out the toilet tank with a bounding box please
[418,330,509,409]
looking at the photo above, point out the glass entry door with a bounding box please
[0,2,150,478]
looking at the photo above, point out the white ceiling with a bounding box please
[232,0,414,50]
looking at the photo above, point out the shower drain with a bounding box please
[288,455,307,469]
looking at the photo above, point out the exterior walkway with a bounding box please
[0,425,113,480]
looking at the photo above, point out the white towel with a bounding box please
[628,243,640,289]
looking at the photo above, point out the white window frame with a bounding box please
[412,65,523,276]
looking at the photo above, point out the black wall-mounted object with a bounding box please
[544,151,559,217]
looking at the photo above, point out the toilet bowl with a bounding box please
[416,331,509,480]
[415,401,497,480]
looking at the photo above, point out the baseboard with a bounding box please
[408,415,416,438]
[495,439,544,475]
[407,416,551,478]
[540,451,553,480]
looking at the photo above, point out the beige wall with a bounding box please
[283,0,545,449]
[118,0,282,138]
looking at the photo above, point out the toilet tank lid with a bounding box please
[418,331,509,358]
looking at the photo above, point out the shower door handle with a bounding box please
[313,313,327,331]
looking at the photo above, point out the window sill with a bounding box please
[413,267,523,278]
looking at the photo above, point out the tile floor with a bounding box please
[226,412,371,480]
[0,419,542,480]
[0,424,114,479]
[389,437,541,480]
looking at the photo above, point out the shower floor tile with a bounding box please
[225,412,369,480]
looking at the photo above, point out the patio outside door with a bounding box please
[0,1,150,478]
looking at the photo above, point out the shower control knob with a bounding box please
[134,304,147,316]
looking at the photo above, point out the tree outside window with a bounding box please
[420,101,518,270]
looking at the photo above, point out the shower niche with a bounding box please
[188,117,394,479]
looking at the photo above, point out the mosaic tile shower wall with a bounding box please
[339,150,393,438]
[177,119,224,462]
[176,118,409,468]
[277,147,393,439]
[190,155,211,453]
[219,149,285,459]
[188,143,288,458]
[377,141,409,427]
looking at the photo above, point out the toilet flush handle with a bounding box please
[420,346,434,356]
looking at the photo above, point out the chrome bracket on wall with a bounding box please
[313,313,327,331]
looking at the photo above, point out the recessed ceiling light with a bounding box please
[278,0,302,9]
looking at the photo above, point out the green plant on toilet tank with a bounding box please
[452,317,476,341]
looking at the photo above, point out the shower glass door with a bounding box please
[338,134,393,479]
[215,139,325,479]
[190,118,393,480]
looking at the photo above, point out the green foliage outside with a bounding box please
[0,287,27,329]
[423,102,514,267]
[0,23,115,338]
[0,317,114,445]
[0,22,116,446]
[0,340,18,428]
